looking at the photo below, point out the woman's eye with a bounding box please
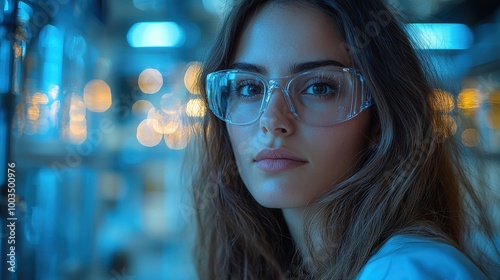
[238,84,263,96]
[304,83,336,95]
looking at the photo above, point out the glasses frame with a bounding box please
[206,66,373,126]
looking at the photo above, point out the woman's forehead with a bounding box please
[232,3,351,74]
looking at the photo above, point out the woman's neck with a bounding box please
[282,207,308,258]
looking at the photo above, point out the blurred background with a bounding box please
[0,0,499,279]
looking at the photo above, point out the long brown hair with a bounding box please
[188,0,499,279]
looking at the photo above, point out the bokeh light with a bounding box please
[127,22,185,48]
[65,122,87,145]
[160,93,182,114]
[138,68,163,94]
[164,127,189,150]
[69,119,87,135]
[48,84,59,100]
[433,114,458,138]
[68,130,87,145]
[83,79,112,112]
[27,105,40,121]
[69,95,86,121]
[132,100,154,115]
[32,92,49,105]
[65,34,87,60]
[183,62,202,94]
[65,94,88,144]
[137,119,163,147]
[156,118,179,135]
[461,128,480,147]
[147,108,180,135]
[457,88,480,115]
[431,89,455,113]
[186,98,206,117]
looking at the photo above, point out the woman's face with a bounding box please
[227,3,373,209]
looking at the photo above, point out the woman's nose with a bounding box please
[259,88,295,136]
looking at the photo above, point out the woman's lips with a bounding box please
[254,148,307,173]
[255,159,307,172]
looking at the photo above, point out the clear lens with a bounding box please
[206,67,373,126]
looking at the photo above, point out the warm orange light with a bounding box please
[186,98,207,117]
[156,117,180,135]
[68,132,87,145]
[164,128,189,150]
[433,114,457,139]
[461,128,480,147]
[184,62,202,94]
[70,94,86,121]
[138,68,163,94]
[31,92,49,105]
[487,109,500,129]
[69,119,87,135]
[83,80,112,112]
[137,119,163,147]
[66,123,87,145]
[27,105,40,121]
[147,108,180,134]
[457,88,480,115]
[132,100,154,115]
[431,89,455,113]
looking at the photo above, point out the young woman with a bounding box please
[189,0,499,279]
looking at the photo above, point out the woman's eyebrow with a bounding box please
[229,62,267,74]
[291,60,346,73]
[228,60,346,75]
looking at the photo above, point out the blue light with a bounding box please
[127,22,185,48]
[406,23,474,50]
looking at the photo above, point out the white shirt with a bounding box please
[356,235,488,280]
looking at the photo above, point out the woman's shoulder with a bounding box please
[356,235,488,280]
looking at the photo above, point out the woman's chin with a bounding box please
[250,189,309,209]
